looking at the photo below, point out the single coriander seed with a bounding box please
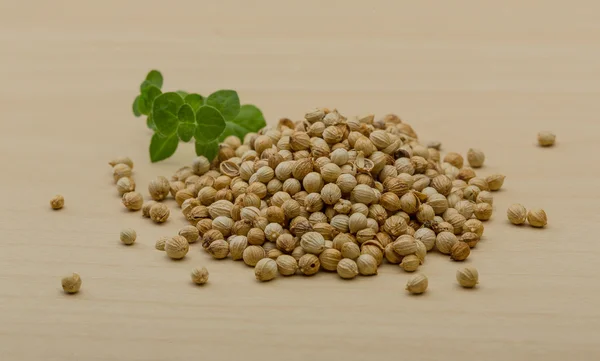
[191,267,209,285]
[149,203,170,223]
[61,273,82,294]
[450,242,470,261]
[406,274,428,294]
[155,236,169,251]
[165,236,189,260]
[119,228,137,245]
[50,195,64,210]
[507,204,527,225]
[336,258,359,279]
[467,148,485,168]
[527,208,547,228]
[456,266,479,288]
[537,131,556,147]
[122,192,143,211]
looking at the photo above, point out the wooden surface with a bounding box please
[1,1,600,360]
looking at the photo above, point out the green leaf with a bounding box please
[219,104,266,141]
[149,132,178,162]
[138,84,162,116]
[178,123,195,142]
[145,70,163,89]
[177,104,195,142]
[206,90,240,121]
[178,104,195,123]
[176,90,189,98]
[132,96,141,117]
[146,114,156,130]
[195,139,219,161]
[152,92,184,136]
[184,93,204,112]
[194,105,226,142]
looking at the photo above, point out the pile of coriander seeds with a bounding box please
[146,109,506,283]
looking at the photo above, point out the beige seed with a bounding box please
[179,225,200,243]
[456,266,479,288]
[436,231,458,254]
[112,163,132,182]
[527,208,547,228]
[507,203,527,225]
[337,258,359,279]
[276,254,298,276]
[406,274,428,294]
[299,254,320,275]
[450,242,470,261]
[467,148,485,168]
[243,245,266,266]
[341,242,361,260]
[50,195,64,210]
[149,203,170,223]
[356,254,378,276]
[191,267,209,285]
[400,254,420,272]
[537,131,556,147]
[207,240,229,259]
[155,236,169,251]
[61,273,82,294]
[119,228,136,245]
[116,177,136,195]
[300,232,326,254]
[109,156,134,169]
[255,258,278,282]
[165,236,189,260]
[122,192,143,211]
[319,248,342,271]
[148,176,171,201]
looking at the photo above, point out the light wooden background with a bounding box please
[1,1,600,360]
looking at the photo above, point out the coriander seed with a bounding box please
[255,258,278,282]
[406,274,428,294]
[507,203,527,225]
[191,267,209,285]
[319,248,342,271]
[467,148,485,168]
[155,236,169,251]
[50,195,64,210]
[400,254,420,272]
[112,163,132,182]
[356,254,378,275]
[179,225,200,243]
[336,258,359,279]
[450,242,470,261]
[109,156,134,169]
[456,266,479,288]
[527,208,547,228]
[537,131,556,147]
[149,176,171,201]
[165,236,189,260]
[116,177,136,195]
[299,254,320,275]
[122,192,143,211]
[61,273,82,294]
[119,228,136,245]
[276,254,298,276]
[149,203,170,223]
[243,245,266,266]
[142,200,158,218]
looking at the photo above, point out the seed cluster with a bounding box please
[507,204,547,228]
[145,109,509,283]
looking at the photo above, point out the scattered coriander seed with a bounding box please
[255,258,278,282]
[467,148,485,168]
[149,203,170,223]
[149,176,171,201]
[119,228,137,245]
[537,131,556,147]
[116,177,136,195]
[50,195,64,210]
[179,225,200,243]
[341,242,361,260]
[486,174,505,191]
[456,266,479,288]
[406,274,428,294]
[527,208,547,228]
[112,163,132,183]
[155,236,169,251]
[337,258,359,279]
[122,191,143,211]
[450,242,470,261]
[61,273,82,294]
[109,156,134,169]
[191,267,209,285]
[436,231,458,254]
[207,240,229,259]
[165,236,189,260]
[507,204,527,225]
[142,200,157,218]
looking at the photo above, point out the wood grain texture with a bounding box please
[1,1,600,360]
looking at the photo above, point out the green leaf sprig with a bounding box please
[132,70,266,163]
